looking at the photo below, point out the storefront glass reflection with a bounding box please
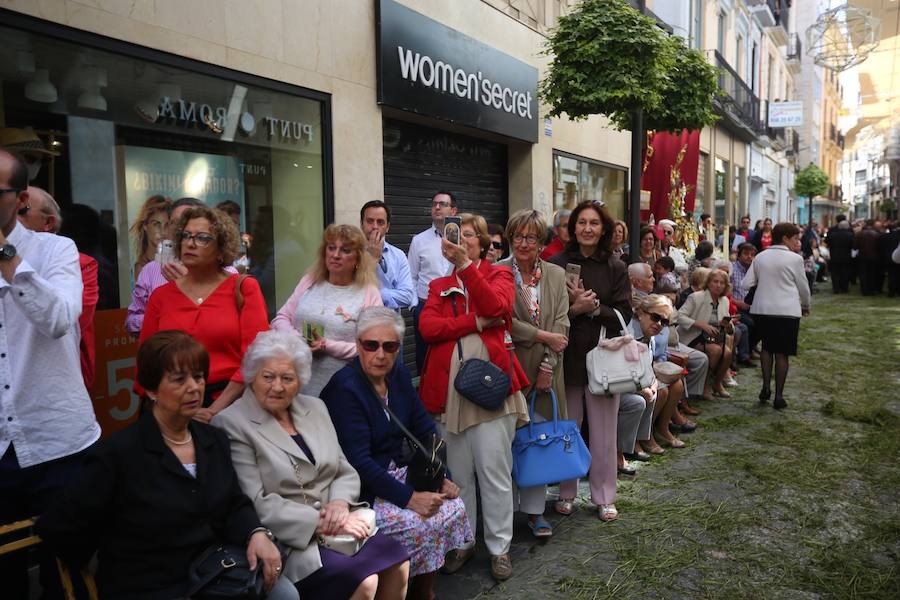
[552,152,626,221]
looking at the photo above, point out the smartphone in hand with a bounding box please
[565,263,582,288]
[444,216,462,245]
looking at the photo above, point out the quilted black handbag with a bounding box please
[186,544,265,600]
[450,297,512,412]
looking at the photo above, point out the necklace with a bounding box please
[162,432,193,446]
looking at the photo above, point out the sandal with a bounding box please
[655,433,686,449]
[712,389,732,398]
[527,515,553,538]
[599,504,618,522]
[641,440,665,455]
[554,499,574,516]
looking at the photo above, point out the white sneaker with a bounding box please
[724,377,739,388]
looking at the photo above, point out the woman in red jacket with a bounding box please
[418,213,529,583]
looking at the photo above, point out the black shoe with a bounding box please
[624,451,651,462]
[671,422,697,433]
[773,397,787,410]
[759,388,771,404]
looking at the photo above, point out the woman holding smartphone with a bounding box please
[548,200,632,522]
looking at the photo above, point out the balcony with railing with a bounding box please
[748,1,790,46]
[786,32,802,73]
[707,50,763,142]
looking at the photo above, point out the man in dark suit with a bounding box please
[854,219,882,295]
[824,215,854,294]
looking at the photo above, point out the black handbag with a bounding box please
[353,364,447,493]
[187,544,265,600]
[450,297,511,412]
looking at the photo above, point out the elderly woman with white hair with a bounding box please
[212,330,410,600]
[321,307,472,600]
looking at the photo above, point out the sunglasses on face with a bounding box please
[490,241,503,250]
[648,312,670,327]
[359,339,401,353]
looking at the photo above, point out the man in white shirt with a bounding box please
[361,200,416,311]
[407,191,457,373]
[0,150,101,597]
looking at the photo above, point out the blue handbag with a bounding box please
[511,388,591,488]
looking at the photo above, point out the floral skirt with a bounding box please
[373,463,473,576]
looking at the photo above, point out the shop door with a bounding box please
[382,118,508,375]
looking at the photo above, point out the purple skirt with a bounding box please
[295,531,408,599]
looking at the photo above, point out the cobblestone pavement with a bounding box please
[434,287,900,599]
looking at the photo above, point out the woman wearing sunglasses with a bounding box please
[628,294,686,451]
[139,206,269,422]
[321,307,472,600]
[418,213,530,582]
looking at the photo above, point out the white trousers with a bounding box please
[437,414,517,556]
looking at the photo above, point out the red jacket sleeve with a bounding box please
[233,276,269,383]
[459,263,515,319]
[419,281,478,344]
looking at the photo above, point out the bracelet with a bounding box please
[247,527,275,544]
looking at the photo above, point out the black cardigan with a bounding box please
[35,412,262,600]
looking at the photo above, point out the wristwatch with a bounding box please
[248,527,276,543]
[0,244,16,261]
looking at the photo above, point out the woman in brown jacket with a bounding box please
[548,200,632,522]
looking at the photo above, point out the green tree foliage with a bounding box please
[539,0,719,132]
[793,164,831,198]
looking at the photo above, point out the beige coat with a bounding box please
[498,258,570,421]
[212,389,361,583]
[676,290,732,347]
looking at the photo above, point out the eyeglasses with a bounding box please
[648,313,670,327]
[662,229,674,236]
[490,241,503,250]
[461,231,477,239]
[512,234,539,245]
[0,188,22,196]
[359,339,401,353]
[178,231,216,247]
[431,201,451,208]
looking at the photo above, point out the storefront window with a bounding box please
[714,157,728,226]
[552,151,626,221]
[1,24,328,317]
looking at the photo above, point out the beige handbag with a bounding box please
[317,507,378,556]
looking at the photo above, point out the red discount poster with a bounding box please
[89,309,141,437]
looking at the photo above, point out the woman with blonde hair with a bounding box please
[611,220,629,262]
[677,269,735,399]
[129,194,171,278]
[272,224,382,397]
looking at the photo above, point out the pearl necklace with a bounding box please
[162,432,193,446]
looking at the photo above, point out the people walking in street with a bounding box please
[854,219,883,295]
[548,200,632,523]
[741,223,811,410]
[139,205,269,421]
[360,200,416,310]
[272,224,383,398]
[753,218,774,253]
[407,191,458,373]
[499,209,570,539]
[418,212,529,581]
[825,215,854,294]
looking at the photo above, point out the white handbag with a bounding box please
[318,507,378,556]
[586,309,655,396]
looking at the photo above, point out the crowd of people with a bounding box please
[3,143,900,599]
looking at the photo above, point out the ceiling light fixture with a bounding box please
[25,68,58,103]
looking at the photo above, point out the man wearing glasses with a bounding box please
[407,191,458,373]
[360,200,415,311]
[0,150,101,598]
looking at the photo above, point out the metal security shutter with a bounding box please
[382,118,508,375]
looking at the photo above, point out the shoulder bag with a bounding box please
[511,388,591,488]
[353,364,447,493]
[450,296,512,411]
[586,308,655,396]
[186,544,265,600]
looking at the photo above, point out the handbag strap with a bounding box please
[527,387,559,436]
[598,307,630,342]
[351,362,436,463]
[450,294,516,382]
[186,546,240,597]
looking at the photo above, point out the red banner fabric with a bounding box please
[639,129,701,221]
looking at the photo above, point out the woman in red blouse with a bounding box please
[140,206,268,422]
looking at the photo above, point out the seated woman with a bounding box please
[677,269,736,399]
[36,331,294,600]
[630,294,687,450]
[321,307,473,600]
[213,330,409,600]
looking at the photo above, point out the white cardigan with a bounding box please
[676,290,732,347]
[741,245,811,318]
